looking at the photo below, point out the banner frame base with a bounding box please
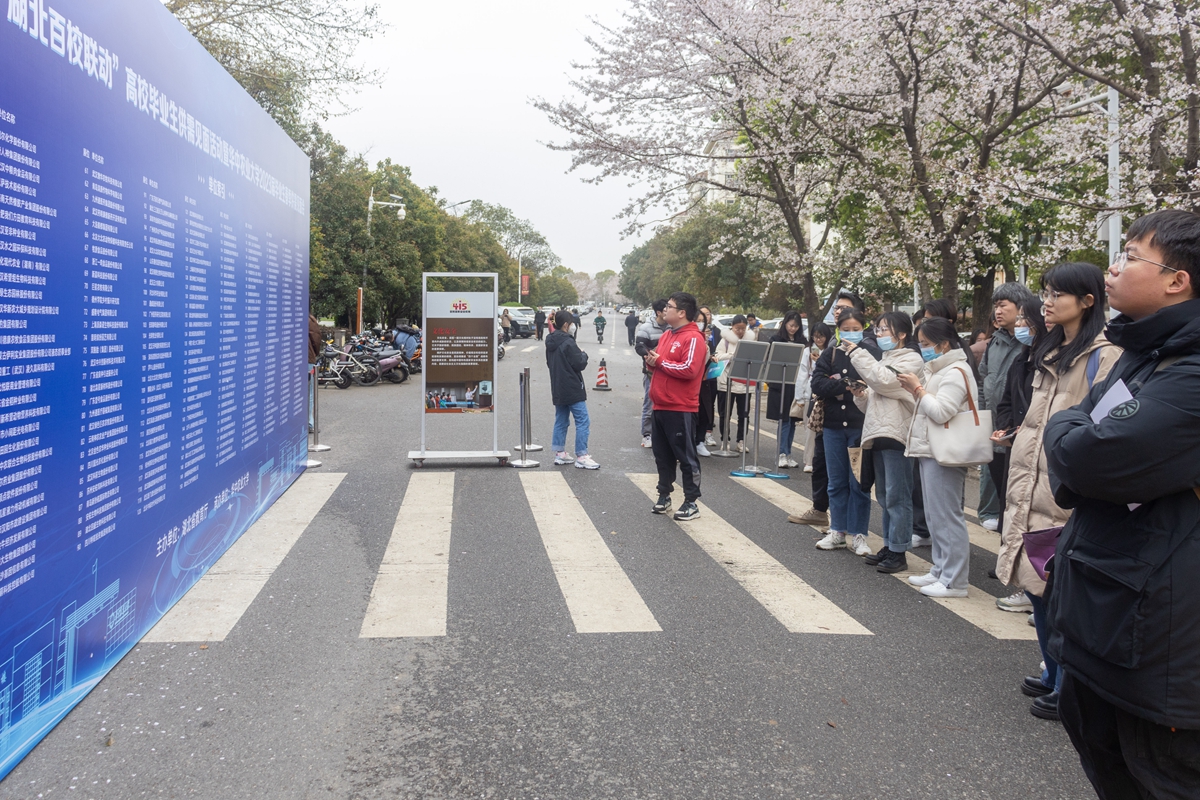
[409,450,512,468]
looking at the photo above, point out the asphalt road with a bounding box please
[0,319,1094,799]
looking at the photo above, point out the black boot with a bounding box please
[876,550,908,574]
[1030,691,1060,721]
[864,546,892,566]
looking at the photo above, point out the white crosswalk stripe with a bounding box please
[360,472,456,638]
[732,476,1034,640]
[521,344,538,352]
[627,473,872,635]
[144,471,347,642]
[521,472,661,633]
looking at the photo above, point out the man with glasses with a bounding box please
[1044,209,1200,797]
[644,292,707,520]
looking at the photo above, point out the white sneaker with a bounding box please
[920,582,968,598]
[696,442,712,457]
[777,454,789,468]
[816,531,846,550]
[574,454,600,470]
[786,456,800,468]
[553,451,575,465]
[996,591,1033,612]
[981,518,1000,531]
[641,435,652,448]
[907,572,940,587]
[803,465,813,473]
[849,534,871,556]
[704,433,717,447]
[910,535,932,548]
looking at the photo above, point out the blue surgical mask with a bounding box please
[840,330,864,345]
[921,345,938,362]
[877,335,896,351]
[1014,326,1034,346]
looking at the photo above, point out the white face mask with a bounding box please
[566,323,576,335]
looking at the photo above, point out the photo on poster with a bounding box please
[425,381,493,411]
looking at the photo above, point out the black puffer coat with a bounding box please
[545,329,588,406]
[810,343,866,430]
[1045,298,1200,728]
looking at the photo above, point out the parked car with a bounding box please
[499,306,537,338]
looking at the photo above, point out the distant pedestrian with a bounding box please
[500,309,512,343]
[535,308,547,340]
[645,292,706,520]
[545,310,599,469]
[594,311,607,344]
[746,313,761,331]
[625,309,639,345]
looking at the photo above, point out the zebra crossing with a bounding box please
[148,465,1032,644]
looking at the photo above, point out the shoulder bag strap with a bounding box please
[959,366,980,426]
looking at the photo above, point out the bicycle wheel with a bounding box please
[354,362,380,386]
[334,368,353,389]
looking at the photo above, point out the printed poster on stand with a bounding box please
[423,292,496,413]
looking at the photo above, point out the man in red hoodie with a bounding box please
[644,291,707,520]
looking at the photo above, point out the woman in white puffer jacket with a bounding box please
[845,311,926,575]
[897,316,980,598]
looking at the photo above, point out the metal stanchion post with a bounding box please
[307,364,329,467]
[514,366,542,452]
[511,371,539,468]
[740,383,767,475]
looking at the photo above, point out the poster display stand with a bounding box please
[759,343,809,480]
[408,273,510,466]
[724,340,771,478]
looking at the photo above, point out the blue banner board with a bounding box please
[0,0,310,778]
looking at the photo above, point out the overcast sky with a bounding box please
[322,0,645,277]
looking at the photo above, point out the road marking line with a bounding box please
[521,344,538,352]
[521,472,661,633]
[360,472,456,638]
[627,473,872,635]
[732,476,1034,640]
[144,472,347,642]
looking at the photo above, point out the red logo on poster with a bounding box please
[450,299,470,313]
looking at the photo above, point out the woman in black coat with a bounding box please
[766,311,808,468]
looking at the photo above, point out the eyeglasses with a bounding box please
[665,303,679,311]
[1039,288,1069,303]
[1112,251,1180,274]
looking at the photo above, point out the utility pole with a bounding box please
[361,189,406,333]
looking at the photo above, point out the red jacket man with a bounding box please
[645,292,706,520]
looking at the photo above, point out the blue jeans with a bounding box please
[777,416,797,455]
[823,427,870,535]
[872,447,914,551]
[1027,592,1063,691]
[553,401,590,454]
[641,375,653,438]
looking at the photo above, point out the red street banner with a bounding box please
[520,274,530,296]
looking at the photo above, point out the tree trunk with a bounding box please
[971,268,996,339]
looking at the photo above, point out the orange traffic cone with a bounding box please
[594,358,612,391]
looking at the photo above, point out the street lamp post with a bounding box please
[1062,87,1121,266]
[361,189,406,334]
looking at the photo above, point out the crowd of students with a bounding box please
[621,210,1200,800]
